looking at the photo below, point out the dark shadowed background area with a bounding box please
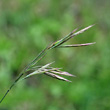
[0,0,110,110]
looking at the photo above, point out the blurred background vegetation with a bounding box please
[0,0,110,110]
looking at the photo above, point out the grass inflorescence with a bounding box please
[0,24,95,103]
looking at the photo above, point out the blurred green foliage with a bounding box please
[0,0,110,110]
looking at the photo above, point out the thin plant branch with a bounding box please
[58,42,96,48]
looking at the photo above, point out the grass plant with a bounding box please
[0,24,95,103]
